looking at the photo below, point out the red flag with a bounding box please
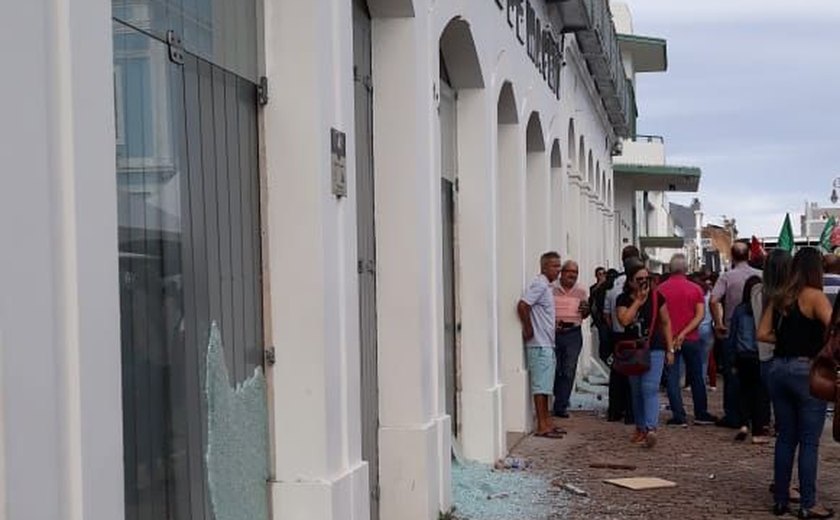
[831,226,840,249]
[750,236,766,265]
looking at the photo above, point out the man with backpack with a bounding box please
[712,242,762,428]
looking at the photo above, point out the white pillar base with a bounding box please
[379,420,448,520]
[271,461,370,520]
[502,368,532,434]
[460,383,504,463]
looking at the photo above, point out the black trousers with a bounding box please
[608,368,634,422]
[736,356,771,435]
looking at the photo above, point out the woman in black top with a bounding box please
[616,263,674,449]
[758,247,833,518]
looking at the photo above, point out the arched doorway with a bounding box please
[496,82,529,435]
[439,16,483,444]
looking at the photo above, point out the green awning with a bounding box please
[613,163,701,192]
[617,34,668,73]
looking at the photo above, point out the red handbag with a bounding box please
[613,290,658,377]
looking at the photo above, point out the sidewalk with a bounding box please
[453,391,840,519]
[511,404,840,519]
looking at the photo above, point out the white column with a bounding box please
[567,169,583,263]
[371,11,449,519]
[457,89,504,463]
[263,0,369,518]
[526,151,551,271]
[498,124,529,434]
[0,0,124,519]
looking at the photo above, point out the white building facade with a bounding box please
[610,2,701,268]
[2,1,649,520]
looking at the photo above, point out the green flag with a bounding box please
[778,213,795,253]
[820,216,837,252]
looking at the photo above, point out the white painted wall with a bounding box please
[614,180,637,248]
[617,139,666,166]
[262,1,369,519]
[5,0,633,519]
[0,1,124,519]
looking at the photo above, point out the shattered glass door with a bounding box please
[113,14,266,520]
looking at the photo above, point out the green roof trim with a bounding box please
[613,164,701,177]
[617,33,668,72]
[617,34,668,47]
[613,163,701,193]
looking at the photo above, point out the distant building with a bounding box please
[702,222,738,272]
[801,201,840,239]
[670,198,703,270]
[610,4,702,272]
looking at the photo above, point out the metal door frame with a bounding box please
[353,0,381,517]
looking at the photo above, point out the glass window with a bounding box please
[114,18,265,520]
[112,0,258,81]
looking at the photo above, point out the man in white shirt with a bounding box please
[518,251,563,438]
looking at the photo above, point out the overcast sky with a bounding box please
[624,0,840,237]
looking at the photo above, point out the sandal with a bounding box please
[798,506,835,519]
[535,430,565,439]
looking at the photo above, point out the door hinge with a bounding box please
[257,76,269,106]
[454,177,460,192]
[166,30,184,65]
[353,67,373,93]
[264,346,276,366]
[358,259,376,274]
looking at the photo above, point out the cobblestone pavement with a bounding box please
[511,392,840,520]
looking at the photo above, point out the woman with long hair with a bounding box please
[754,249,793,390]
[616,263,674,449]
[753,249,793,442]
[758,247,833,518]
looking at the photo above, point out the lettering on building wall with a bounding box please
[498,0,562,99]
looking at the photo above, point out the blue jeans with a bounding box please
[700,327,714,381]
[630,350,666,431]
[553,328,583,415]
[768,357,828,509]
[666,340,710,422]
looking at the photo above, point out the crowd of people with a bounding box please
[517,242,838,519]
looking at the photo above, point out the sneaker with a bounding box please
[666,418,688,428]
[644,430,658,449]
[630,430,647,444]
[694,414,719,426]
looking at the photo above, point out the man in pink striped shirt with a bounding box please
[552,260,590,418]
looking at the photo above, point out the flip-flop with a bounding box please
[552,427,568,435]
[535,430,565,439]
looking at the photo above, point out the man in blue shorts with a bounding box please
[518,251,563,438]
